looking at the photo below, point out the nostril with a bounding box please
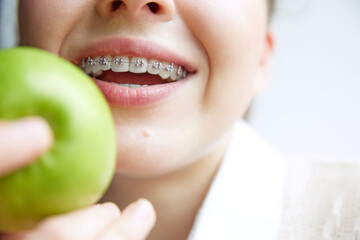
[147,2,160,14]
[112,0,123,11]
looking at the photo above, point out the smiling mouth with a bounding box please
[80,56,189,88]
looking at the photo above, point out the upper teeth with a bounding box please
[81,56,188,81]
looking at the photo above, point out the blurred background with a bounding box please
[251,0,360,157]
[1,0,359,157]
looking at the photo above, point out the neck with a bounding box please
[99,140,229,240]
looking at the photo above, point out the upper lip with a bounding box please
[69,37,196,73]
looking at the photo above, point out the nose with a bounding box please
[96,0,175,21]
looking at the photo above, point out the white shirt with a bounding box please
[188,120,285,239]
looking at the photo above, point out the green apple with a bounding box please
[0,47,117,232]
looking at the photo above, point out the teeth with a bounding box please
[85,57,94,74]
[159,62,172,79]
[147,59,162,75]
[85,64,92,74]
[177,66,183,78]
[92,57,101,73]
[112,56,130,72]
[112,83,129,87]
[81,56,189,83]
[130,57,147,73]
[129,84,147,88]
[111,82,148,88]
[100,55,112,71]
[170,64,180,81]
[81,58,86,69]
[91,70,103,78]
[87,57,95,66]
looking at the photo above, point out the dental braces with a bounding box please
[82,57,187,78]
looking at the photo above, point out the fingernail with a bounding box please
[125,199,155,223]
[101,202,121,219]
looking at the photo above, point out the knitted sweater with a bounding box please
[280,156,360,240]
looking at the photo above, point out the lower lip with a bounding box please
[94,78,188,107]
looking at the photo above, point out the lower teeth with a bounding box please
[111,82,148,88]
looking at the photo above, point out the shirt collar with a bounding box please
[188,120,285,240]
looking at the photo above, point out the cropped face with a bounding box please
[19,0,273,177]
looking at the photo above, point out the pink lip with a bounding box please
[71,37,195,72]
[69,37,196,107]
[94,77,189,107]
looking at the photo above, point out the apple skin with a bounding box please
[0,47,117,232]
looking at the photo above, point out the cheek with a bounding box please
[179,0,267,61]
[179,0,267,114]
[18,0,92,54]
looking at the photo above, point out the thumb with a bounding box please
[0,117,54,176]
[99,199,156,240]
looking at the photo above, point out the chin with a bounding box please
[112,129,187,177]
[114,148,182,178]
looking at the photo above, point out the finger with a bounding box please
[1,231,28,240]
[99,199,156,240]
[0,117,53,176]
[13,203,121,240]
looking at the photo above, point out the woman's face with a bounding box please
[18,0,273,176]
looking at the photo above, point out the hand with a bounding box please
[0,119,156,239]
[2,199,156,240]
[0,117,53,177]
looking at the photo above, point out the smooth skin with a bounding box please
[2,0,274,239]
[0,118,53,177]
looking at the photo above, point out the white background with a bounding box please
[250,0,360,157]
[1,0,360,157]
